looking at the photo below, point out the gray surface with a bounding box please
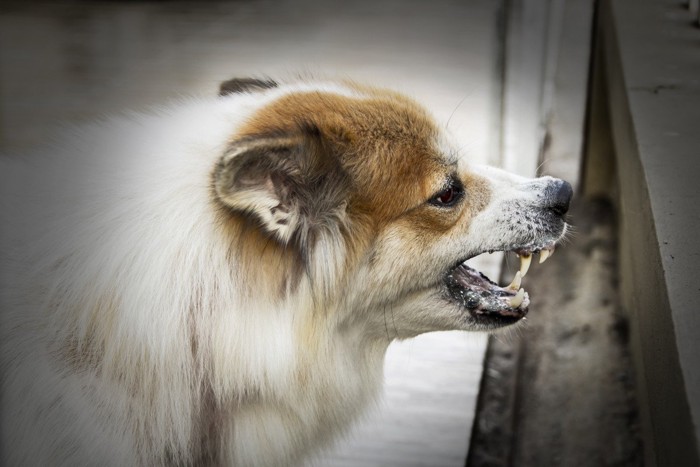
[613,3,700,443]
[583,0,700,464]
[539,0,594,187]
[500,0,550,178]
[499,0,593,186]
[0,2,503,465]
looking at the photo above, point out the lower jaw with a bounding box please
[468,309,525,328]
[445,248,554,326]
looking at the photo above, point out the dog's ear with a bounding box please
[218,77,278,96]
[213,128,349,245]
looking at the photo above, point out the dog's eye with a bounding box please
[429,180,464,207]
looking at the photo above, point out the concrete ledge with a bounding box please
[582,0,700,465]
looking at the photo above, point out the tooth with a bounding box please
[539,249,550,264]
[519,254,532,277]
[508,271,522,290]
[509,288,525,308]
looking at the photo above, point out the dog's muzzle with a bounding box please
[444,177,572,327]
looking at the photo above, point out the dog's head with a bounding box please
[214,78,571,336]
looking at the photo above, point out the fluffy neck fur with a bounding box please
[1,88,392,466]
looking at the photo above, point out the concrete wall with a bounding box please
[582,0,700,465]
[500,0,593,184]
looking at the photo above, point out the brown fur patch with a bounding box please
[235,91,442,219]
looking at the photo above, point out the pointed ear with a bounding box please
[218,77,278,96]
[213,131,348,245]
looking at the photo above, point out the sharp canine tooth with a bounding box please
[508,271,522,290]
[519,254,532,277]
[510,288,525,308]
[539,249,550,264]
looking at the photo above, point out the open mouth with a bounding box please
[445,243,557,325]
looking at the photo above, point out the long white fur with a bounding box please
[0,84,380,466]
[0,80,565,466]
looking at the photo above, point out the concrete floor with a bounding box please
[0,2,503,465]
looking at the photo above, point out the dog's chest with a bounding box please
[297,340,386,432]
[225,339,387,465]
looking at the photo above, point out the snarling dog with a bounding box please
[0,77,571,466]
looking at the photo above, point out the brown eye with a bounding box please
[437,187,455,204]
[429,179,464,207]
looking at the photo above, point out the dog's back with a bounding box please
[1,96,256,465]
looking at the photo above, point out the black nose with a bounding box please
[548,180,573,216]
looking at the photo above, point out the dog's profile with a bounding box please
[0,77,571,466]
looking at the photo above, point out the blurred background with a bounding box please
[3,1,700,466]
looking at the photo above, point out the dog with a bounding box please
[0,77,571,466]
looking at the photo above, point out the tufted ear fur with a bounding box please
[213,128,350,246]
[218,77,278,96]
